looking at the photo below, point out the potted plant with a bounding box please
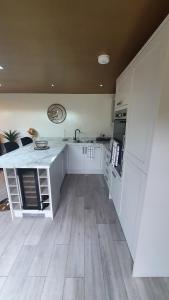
[2,130,19,142]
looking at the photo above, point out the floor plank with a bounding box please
[28,219,57,276]
[54,186,74,245]
[0,219,34,276]
[41,245,68,300]
[114,241,143,300]
[65,196,84,277]
[0,277,7,291]
[18,277,45,300]
[98,224,128,300]
[24,218,50,245]
[63,278,84,300]
[85,209,106,300]
[0,246,36,300]
[0,217,21,256]
[135,278,169,300]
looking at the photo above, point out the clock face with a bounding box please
[47,104,67,124]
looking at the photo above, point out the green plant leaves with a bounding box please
[2,130,19,142]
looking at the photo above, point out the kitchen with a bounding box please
[0,3,169,300]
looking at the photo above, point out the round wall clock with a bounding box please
[47,104,67,124]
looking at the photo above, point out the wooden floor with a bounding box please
[0,174,169,300]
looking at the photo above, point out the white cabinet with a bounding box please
[109,167,122,216]
[115,66,133,110]
[103,147,111,188]
[120,157,146,259]
[114,16,169,276]
[58,150,65,187]
[67,145,84,173]
[67,144,103,174]
[125,34,167,172]
[84,145,103,173]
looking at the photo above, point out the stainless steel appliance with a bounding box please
[112,109,127,176]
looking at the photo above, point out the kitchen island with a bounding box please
[0,141,67,219]
[0,140,106,219]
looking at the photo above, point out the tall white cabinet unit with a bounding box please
[114,16,169,276]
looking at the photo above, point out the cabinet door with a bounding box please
[115,66,133,110]
[84,145,103,174]
[120,158,146,259]
[67,145,84,173]
[126,36,166,172]
[109,168,122,216]
[104,148,111,188]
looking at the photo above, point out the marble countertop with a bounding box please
[0,142,66,168]
[0,139,110,169]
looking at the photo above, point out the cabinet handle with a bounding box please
[112,170,116,178]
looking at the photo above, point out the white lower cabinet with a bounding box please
[67,145,84,173]
[109,168,121,216]
[119,158,146,259]
[103,147,111,188]
[67,144,103,174]
[84,145,102,173]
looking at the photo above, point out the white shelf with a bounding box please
[6,169,15,177]
[40,178,48,186]
[8,178,17,186]
[38,169,47,177]
[9,186,18,194]
[12,203,21,210]
[11,195,20,202]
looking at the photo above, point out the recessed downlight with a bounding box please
[99,83,103,87]
[0,83,2,87]
[0,65,4,70]
[51,83,55,88]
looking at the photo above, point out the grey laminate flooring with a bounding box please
[0,174,168,300]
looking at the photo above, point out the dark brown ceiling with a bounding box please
[0,1,168,93]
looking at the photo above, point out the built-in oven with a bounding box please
[111,109,127,176]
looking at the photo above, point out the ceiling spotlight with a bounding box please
[98,54,110,65]
[99,83,103,87]
[0,65,4,70]
[0,83,2,87]
[51,84,55,88]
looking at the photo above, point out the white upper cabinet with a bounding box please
[115,66,133,110]
[125,32,167,172]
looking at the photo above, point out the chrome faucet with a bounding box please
[74,129,81,141]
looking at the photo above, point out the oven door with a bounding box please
[113,118,126,144]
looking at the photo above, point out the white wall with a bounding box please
[0,94,113,139]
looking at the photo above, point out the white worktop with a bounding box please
[0,139,109,169]
[0,141,66,168]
